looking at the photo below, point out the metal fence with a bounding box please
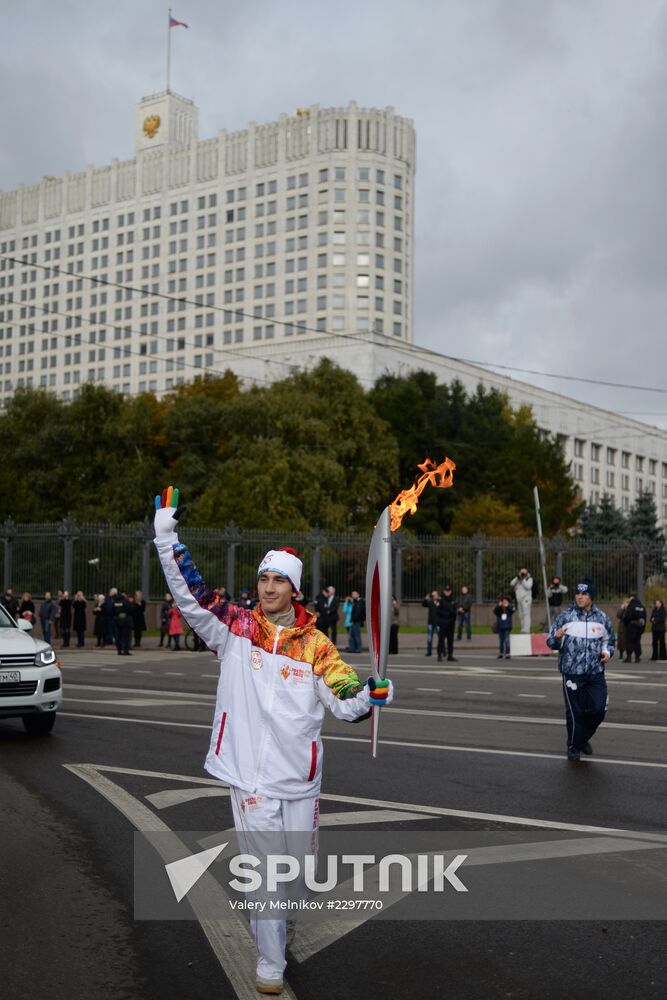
[1,519,665,604]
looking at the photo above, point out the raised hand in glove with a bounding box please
[367,677,394,706]
[153,485,186,538]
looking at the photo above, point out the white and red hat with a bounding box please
[257,547,302,594]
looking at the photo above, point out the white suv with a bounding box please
[0,603,63,735]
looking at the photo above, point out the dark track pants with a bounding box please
[438,626,455,659]
[562,672,608,752]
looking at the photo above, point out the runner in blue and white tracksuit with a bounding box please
[546,578,615,761]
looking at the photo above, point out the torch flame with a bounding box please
[389,457,456,532]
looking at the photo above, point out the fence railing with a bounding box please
[1,519,664,604]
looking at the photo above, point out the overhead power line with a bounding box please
[2,253,666,399]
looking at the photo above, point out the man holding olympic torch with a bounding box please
[153,486,393,995]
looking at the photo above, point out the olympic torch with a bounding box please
[366,456,456,758]
[365,506,392,759]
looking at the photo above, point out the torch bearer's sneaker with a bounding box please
[256,977,283,995]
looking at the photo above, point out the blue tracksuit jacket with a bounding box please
[547,604,615,675]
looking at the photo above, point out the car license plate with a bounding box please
[0,671,21,683]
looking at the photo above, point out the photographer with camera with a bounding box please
[510,567,534,634]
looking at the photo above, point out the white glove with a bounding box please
[153,485,186,538]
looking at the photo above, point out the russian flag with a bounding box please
[169,15,189,28]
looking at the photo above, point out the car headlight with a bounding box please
[36,647,58,667]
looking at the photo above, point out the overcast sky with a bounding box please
[2,0,666,426]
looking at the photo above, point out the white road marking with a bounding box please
[197,806,435,828]
[628,700,658,705]
[64,698,207,708]
[165,672,185,677]
[57,713,667,769]
[518,694,546,699]
[70,761,667,838]
[384,706,667,734]
[317,808,436,826]
[200,674,218,679]
[292,834,665,961]
[64,764,298,1000]
[66,762,666,975]
[133,670,153,674]
[65,682,212,700]
[62,679,665,737]
[99,667,117,672]
[416,687,441,692]
[391,667,667,688]
[465,690,493,695]
[146,787,230,808]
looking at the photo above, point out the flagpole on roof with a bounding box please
[166,8,172,93]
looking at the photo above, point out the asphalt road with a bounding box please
[1,642,665,1000]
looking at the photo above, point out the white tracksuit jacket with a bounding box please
[155,533,376,799]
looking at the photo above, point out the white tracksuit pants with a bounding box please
[230,786,320,983]
[517,597,532,634]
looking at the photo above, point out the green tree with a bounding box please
[192,359,399,531]
[368,371,579,535]
[627,491,665,547]
[449,495,529,537]
[579,493,628,541]
[162,371,241,501]
[0,387,67,520]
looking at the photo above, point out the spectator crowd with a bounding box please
[1,574,664,662]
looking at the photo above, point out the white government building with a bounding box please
[1,89,666,521]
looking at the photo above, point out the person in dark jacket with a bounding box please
[547,577,568,610]
[313,588,327,635]
[72,591,87,647]
[54,589,63,640]
[615,600,628,661]
[422,590,440,656]
[623,594,646,663]
[389,596,400,654]
[314,586,339,641]
[493,596,515,658]
[348,591,365,653]
[102,588,116,646]
[39,592,57,643]
[456,585,473,641]
[112,590,133,656]
[1,589,19,618]
[19,592,35,625]
[132,590,147,647]
[93,594,106,646]
[59,590,72,647]
[436,583,457,662]
[650,599,666,661]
